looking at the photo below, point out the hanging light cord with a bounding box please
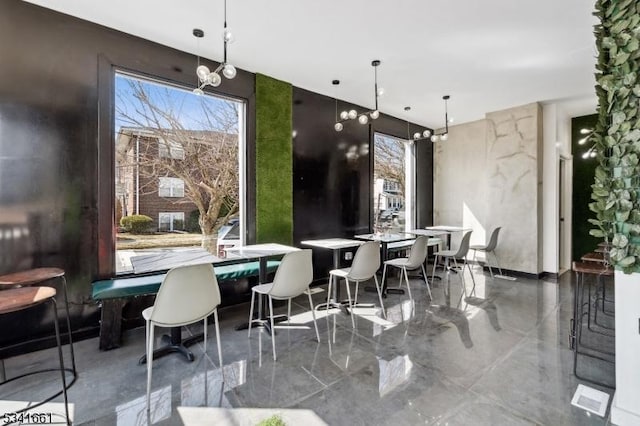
[444,97,449,133]
[374,65,379,111]
[223,0,228,64]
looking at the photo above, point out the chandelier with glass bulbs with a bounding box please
[334,60,383,132]
[192,0,236,94]
[403,106,432,141]
[429,95,452,142]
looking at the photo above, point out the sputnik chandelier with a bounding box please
[192,0,236,94]
[429,95,452,142]
[334,60,383,132]
[405,106,432,141]
[407,96,452,142]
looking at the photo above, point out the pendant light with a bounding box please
[335,60,383,131]
[192,0,236,94]
[430,95,452,142]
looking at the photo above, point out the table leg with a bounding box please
[382,241,405,296]
[236,256,287,334]
[314,249,353,312]
[138,327,198,364]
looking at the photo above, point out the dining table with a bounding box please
[425,225,471,250]
[225,243,300,333]
[138,251,246,364]
[300,238,365,310]
[354,232,416,296]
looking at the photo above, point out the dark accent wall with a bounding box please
[0,0,257,355]
[292,87,433,275]
[572,114,600,261]
[0,0,434,353]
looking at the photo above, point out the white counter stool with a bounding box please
[145,263,223,414]
[328,241,383,326]
[382,235,432,301]
[248,249,320,361]
[432,231,475,291]
[470,227,502,278]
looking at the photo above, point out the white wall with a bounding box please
[434,103,543,274]
[435,96,597,275]
[433,119,488,249]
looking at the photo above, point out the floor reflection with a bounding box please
[427,280,473,348]
[115,385,171,426]
[378,354,413,397]
[464,296,501,331]
[181,360,247,408]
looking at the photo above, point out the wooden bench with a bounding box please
[92,260,280,350]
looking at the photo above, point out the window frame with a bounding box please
[99,64,249,277]
[372,131,416,233]
[158,176,185,198]
[158,212,185,232]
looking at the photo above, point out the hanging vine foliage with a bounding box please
[589,0,640,273]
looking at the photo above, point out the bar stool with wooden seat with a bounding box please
[0,287,71,425]
[0,268,76,379]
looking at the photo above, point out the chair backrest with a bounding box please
[406,235,429,268]
[269,249,313,299]
[453,231,473,258]
[485,227,502,251]
[150,263,221,327]
[347,241,380,281]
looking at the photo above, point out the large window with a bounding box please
[373,133,415,233]
[158,212,185,232]
[158,177,184,198]
[114,72,245,274]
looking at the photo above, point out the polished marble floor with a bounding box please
[1,266,615,425]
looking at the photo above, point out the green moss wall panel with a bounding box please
[255,73,293,244]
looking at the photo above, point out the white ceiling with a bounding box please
[24,0,598,128]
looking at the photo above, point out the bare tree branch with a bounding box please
[116,79,240,252]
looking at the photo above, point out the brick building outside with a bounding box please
[116,127,230,232]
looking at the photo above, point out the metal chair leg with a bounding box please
[421,264,432,299]
[213,310,224,376]
[60,276,76,374]
[493,251,503,276]
[51,299,70,425]
[307,291,320,342]
[344,278,355,328]
[373,275,386,318]
[248,290,256,337]
[269,296,277,361]
[403,267,413,301]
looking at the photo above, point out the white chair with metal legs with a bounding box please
[145,263,223,414]
[327,241,383,326]
[248,249,320,361]
[382,235,432,301]
[470,227,503,278]
[432,231,476,291]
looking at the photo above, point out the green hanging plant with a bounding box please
[590,0,640,273]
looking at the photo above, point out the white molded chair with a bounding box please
[327,241,383,327]
[145,263,223,413]
[248,249,320,361]
[382,235,432,301]
[432,231,476,290]
[470,227,503,278]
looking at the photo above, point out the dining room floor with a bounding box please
[1,265,615,425]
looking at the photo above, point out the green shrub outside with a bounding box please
[120,215,153,234]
